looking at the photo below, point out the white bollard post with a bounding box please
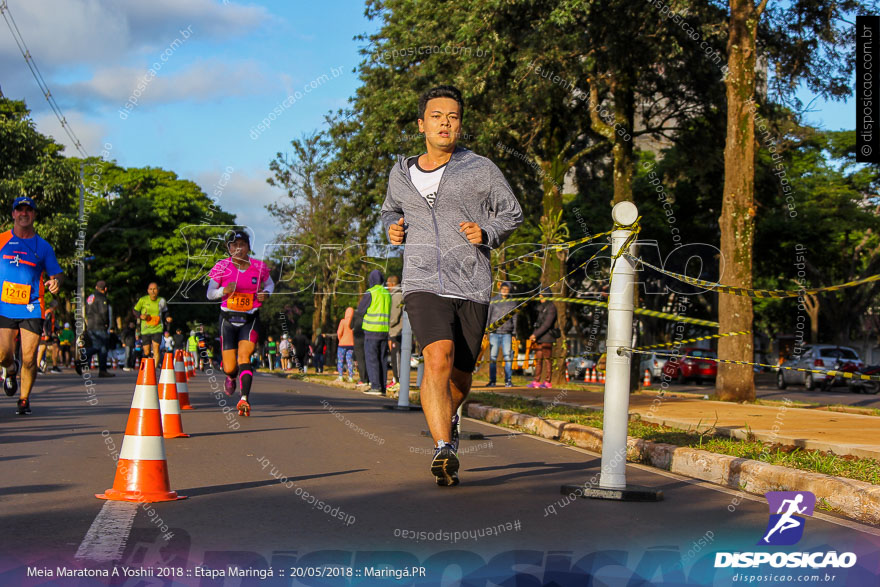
[561,201,662,501]
[600,202,639,488]
[394,310,417,410]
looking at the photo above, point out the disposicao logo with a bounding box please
[760,491,815,546]
[714,491,857,570]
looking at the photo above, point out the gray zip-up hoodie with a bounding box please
[381,147,523,304]
[486,294,518,335]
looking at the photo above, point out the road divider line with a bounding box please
[74,501,138,562]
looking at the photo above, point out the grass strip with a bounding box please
[468,392,880,486]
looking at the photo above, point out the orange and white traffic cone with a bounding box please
[185,353,195,380]
[598,370,605,384]
[643,369,652,387]
[159,352,189,439]
[174,350,194,410]
[565,360,570,382]
[96,358,185,502]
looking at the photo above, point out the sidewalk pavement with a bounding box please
[470,382,880,461]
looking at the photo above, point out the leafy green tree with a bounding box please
[0,96,79,267]
[83,163,236,329]
[753,129,880,348]
[330,0,730,383]
[267,132,367,333]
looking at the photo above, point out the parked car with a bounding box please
[566,355,598,380]
[777,344,864,391]
[661,347,717,384]
[639,352,668,380]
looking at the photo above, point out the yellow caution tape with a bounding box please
[611,219,641,262]
[494,228,617,272]
[626,348,880,382]
[633,308,719,328]
[497,296,721,328]
[635,331,751,351]
[484,245,610,332]
[627,254,880,299]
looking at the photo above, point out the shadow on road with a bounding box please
[179,469,368,497]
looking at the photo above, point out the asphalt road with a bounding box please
[2,370,879,586]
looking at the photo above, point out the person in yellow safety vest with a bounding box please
[187,330,199,370]
[354,269,391,395]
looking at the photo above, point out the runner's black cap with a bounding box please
[227,230,250,245]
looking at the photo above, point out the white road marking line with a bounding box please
[74,501,138,562]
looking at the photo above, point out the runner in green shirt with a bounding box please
[266,336,278,370]
[59,323,74,367]
[132,282,171,362]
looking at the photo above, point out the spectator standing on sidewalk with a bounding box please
[292,328,310,373]
[386,275,404,391]
[312,329,326,373]
[528,288,558,389]
[279,334,292,370]
[121,322,136,371]
[354,269,390,395]
[486,281,517,387]
[336,308,355,382]
[84,280,115,378]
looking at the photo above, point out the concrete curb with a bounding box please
[467,403,880,526]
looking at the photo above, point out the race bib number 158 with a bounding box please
[227,292,254,312]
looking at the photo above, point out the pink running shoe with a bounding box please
[541,381,553,388]
[527,381,540,388]
[224,376,236,396]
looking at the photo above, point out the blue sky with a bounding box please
[0,0,852,256]
[1,0,379,255]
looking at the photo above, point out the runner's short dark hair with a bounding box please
[418,85,464,120]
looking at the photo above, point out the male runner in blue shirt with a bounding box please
[0,197,63,414]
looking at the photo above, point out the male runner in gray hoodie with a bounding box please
[382,85,523,486]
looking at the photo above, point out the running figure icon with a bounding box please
[762,494,807,544]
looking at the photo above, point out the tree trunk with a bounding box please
[539,170,567,385]
[717,0,765,402]
[610,87,640,392]
[804,293,819,344]
[611,89,635,207]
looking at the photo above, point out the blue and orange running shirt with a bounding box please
[0,230,63,319]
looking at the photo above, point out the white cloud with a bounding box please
[63,59,271,108]
[193,167,284,256]
[0,0,269,69]
[32,110,109,157]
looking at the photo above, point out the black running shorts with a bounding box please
[0,315,43,335]
[404,292,488,372]
[219,311,262,351]
[141,332,163,346]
